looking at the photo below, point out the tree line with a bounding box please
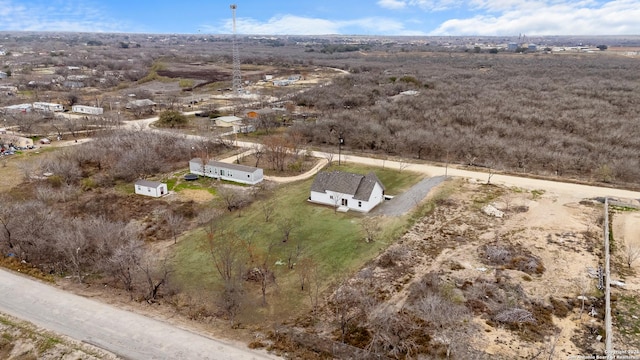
[290,52,640,186]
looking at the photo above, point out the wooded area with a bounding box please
[291,52,640,186]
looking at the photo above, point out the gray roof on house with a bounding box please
[311,171,384,201]
[135,179,164,188]
[190,158,261,174]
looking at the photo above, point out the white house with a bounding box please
[33,102,64,112]
[189,158,263,185]
[309,171,385,213]
[134,180,168,198]
[72,105,104,115]
[0,71,7,79]
[213,115,243,128]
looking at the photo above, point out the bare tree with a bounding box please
[331,282,367,343]
[217,187,248,213]
[324,151,335,165]
[108,238,144,298]
[138,252,172,303]
[360,217,382,243]
[164,211,185,244]
[261,200,276,223]
[252,143,265,168]
[277,216,298,243]
[398,159,410,172]
[332,193,345,214]
[625,240,640,268]
[207,221,247,324]
[248,241,277,307]
[55,218,94,282]
[263,135,291,172]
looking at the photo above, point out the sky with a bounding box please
[0,0,639,36]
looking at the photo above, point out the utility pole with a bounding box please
[338,134,344,166]
[230,4,242,95]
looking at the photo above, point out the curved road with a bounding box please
[0,269,276,360]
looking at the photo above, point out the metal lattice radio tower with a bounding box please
[230,4,242,94]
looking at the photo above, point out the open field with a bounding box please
[172,163,425,325]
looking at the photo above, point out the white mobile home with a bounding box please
[33,102,64,112]
[134,180,168,198]
[2,104,32,113]
[189,158,263,185]
[309,171,385,213]
[72,105,104,115]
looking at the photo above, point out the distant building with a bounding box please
[232,122,256,134]
[33,102,64,112]
[63,81,85,88]
[0,71,7,79]
[189,158,264,185]
[508,42,518,51]
[528,44,537,52]
[126,99,157,109]
[72,105,104,115]
[214,115,243,128]
[2,104,32,113]
[134,180,167,198]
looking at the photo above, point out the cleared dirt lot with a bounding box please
[291,179,640,358]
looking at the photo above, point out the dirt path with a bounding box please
[0,269,278,360]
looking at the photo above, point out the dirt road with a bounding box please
[0,269,277,360]
[303,149,640,201]
[123,118,640,202]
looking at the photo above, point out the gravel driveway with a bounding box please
[372,175,447,216]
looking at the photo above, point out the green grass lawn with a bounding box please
[172,164,429,324]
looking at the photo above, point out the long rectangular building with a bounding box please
[189,158,263,185]
[72,105,104,115]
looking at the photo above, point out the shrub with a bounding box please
[157,110,187,128]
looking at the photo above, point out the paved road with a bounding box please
[0,269,276,360]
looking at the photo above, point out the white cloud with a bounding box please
[0,0,135,33]
[377,0,408,10]
[430,0,640,35]
[206,14,425,36]
[379,0,465,11]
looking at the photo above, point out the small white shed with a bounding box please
[135,180,167,198]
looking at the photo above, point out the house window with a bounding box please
[247,175,250,178]
[358,201,362,207]
[220,170,225,176]
[330,195,333,200]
